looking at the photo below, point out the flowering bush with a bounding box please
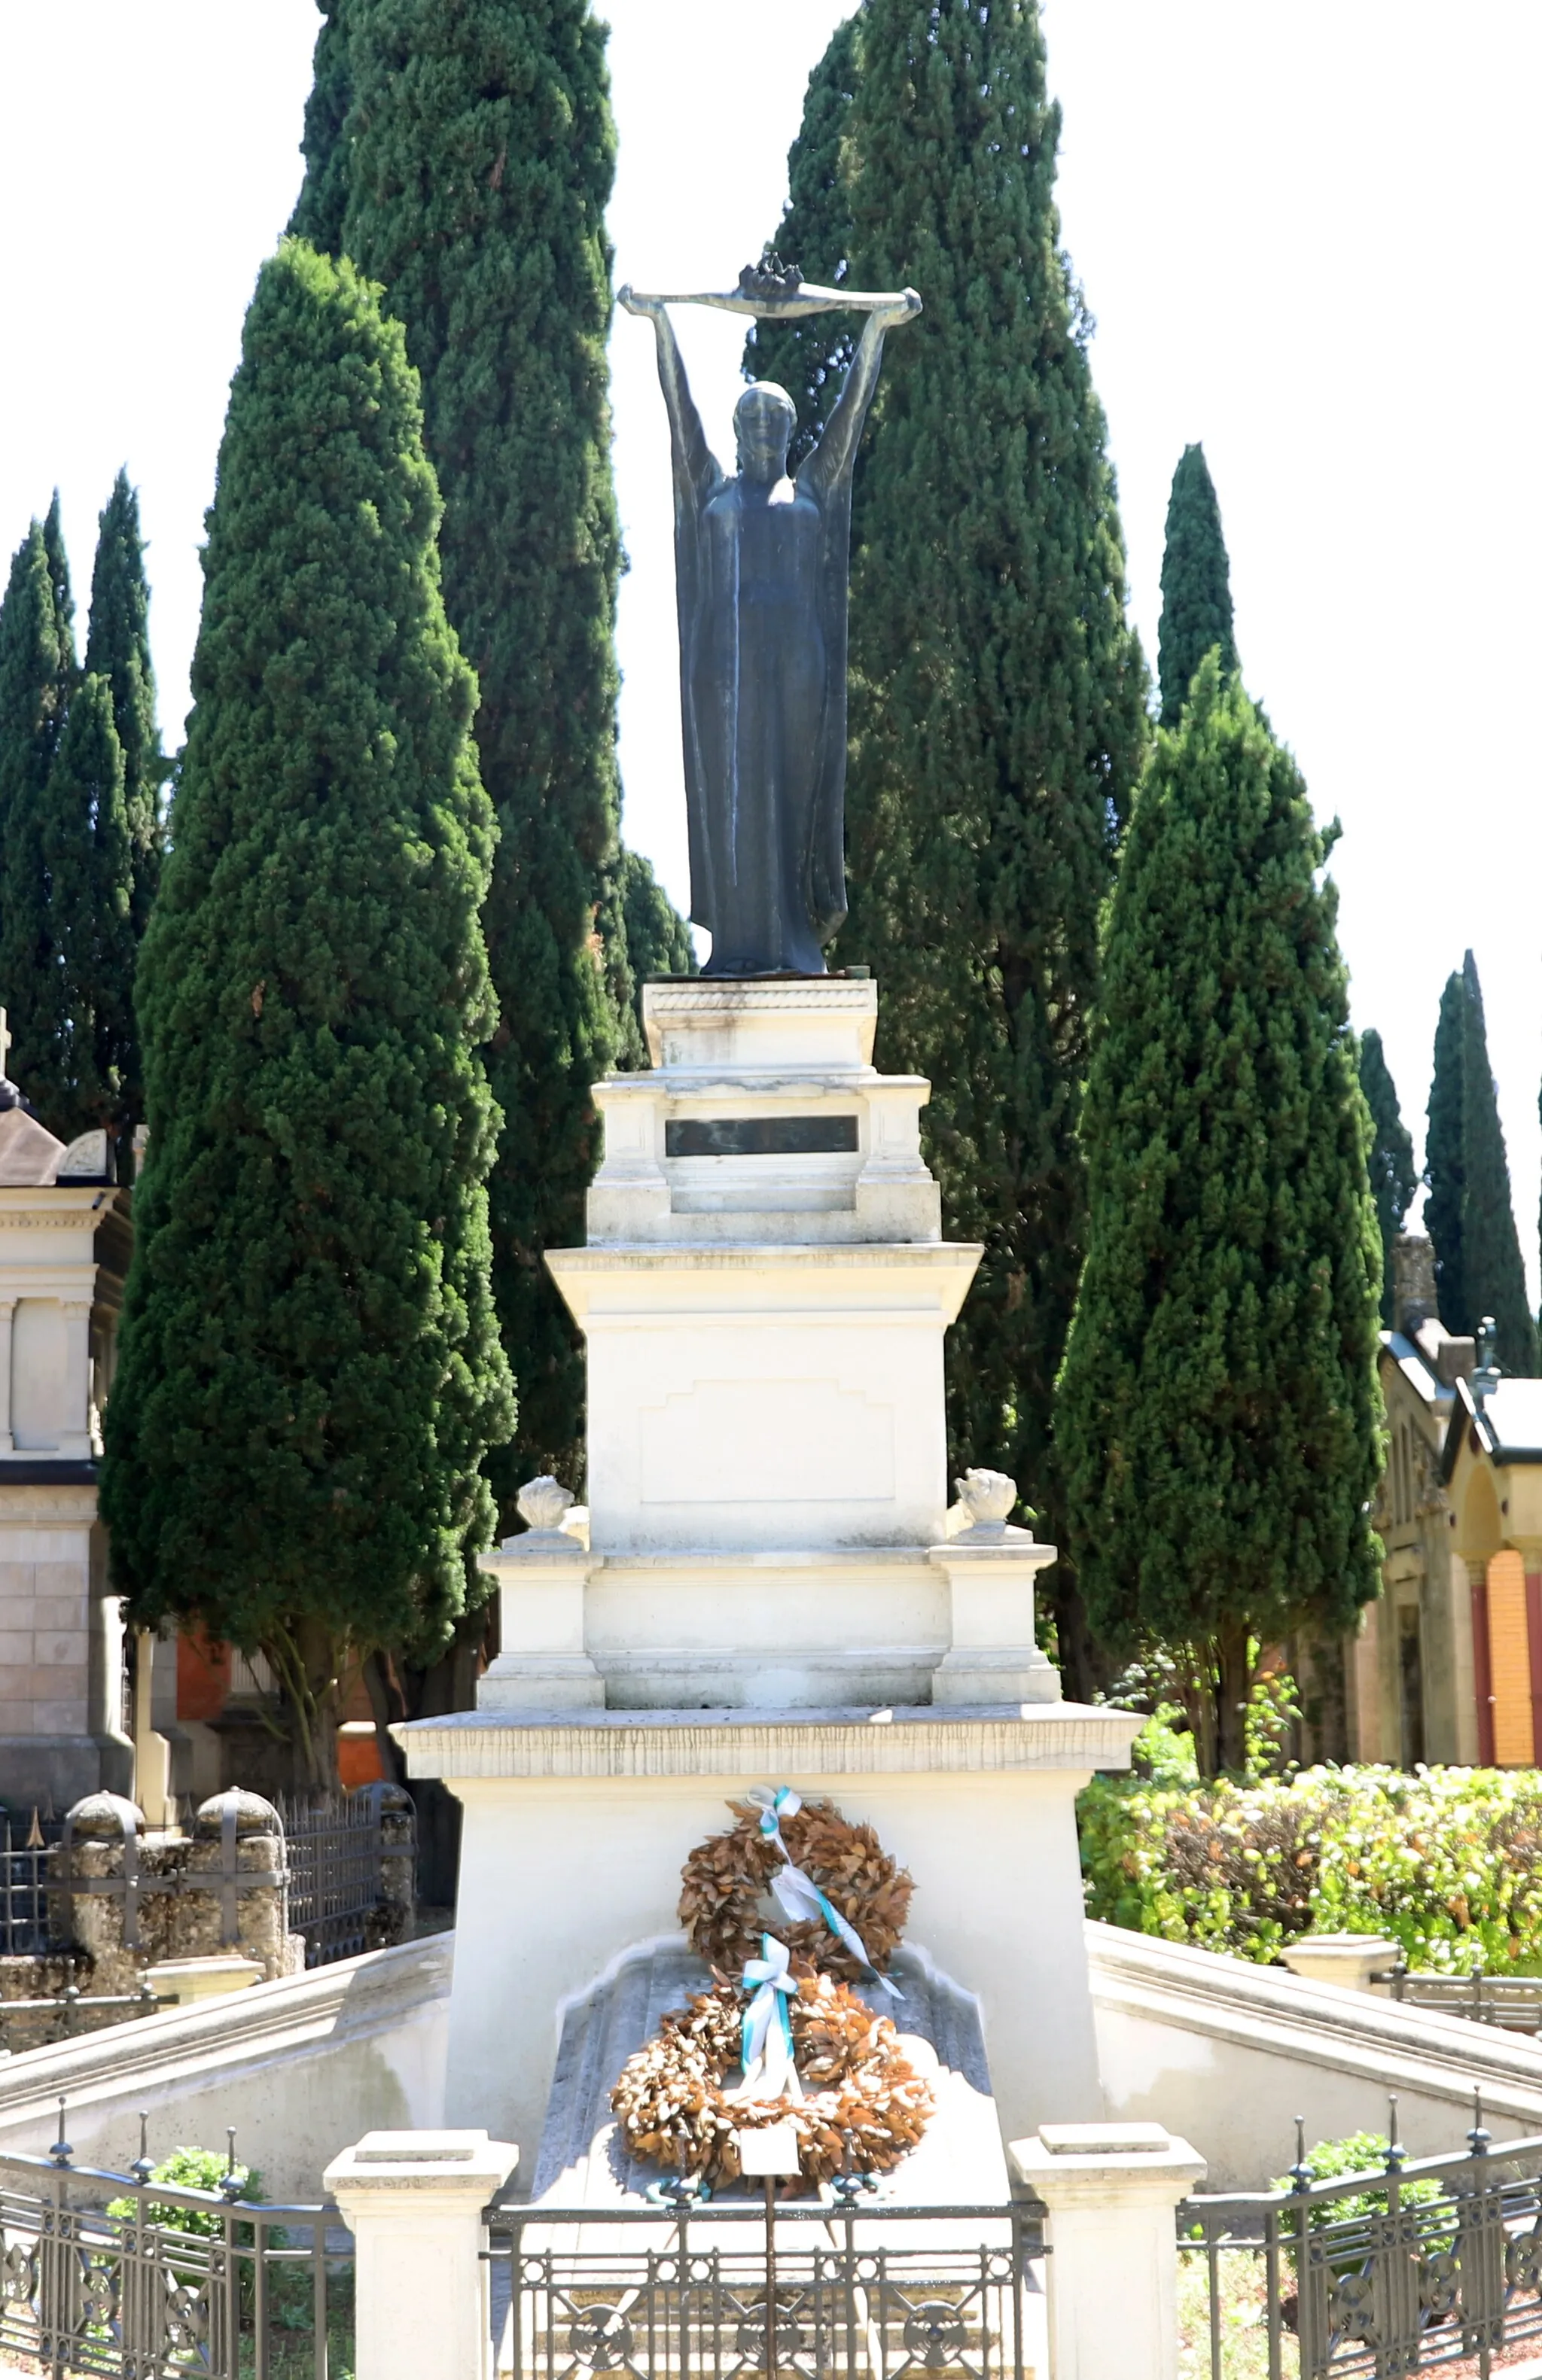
[1079,1756,1542,1973]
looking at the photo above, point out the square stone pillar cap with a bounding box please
[1011,2122,1205,2203]
[145,1956,264,2000]
[1276,1934,1400,1989]
[325,2129,519,2199]
[480,1536,591,1575]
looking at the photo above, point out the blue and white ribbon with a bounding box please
[748,1786,901,2000]
[738,1933,800,2100]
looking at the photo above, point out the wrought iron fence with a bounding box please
[0,2132,351,2380]
[1376,1959,1542,2034]
[278,1789,411,1968]
[486,2196,1044,2380]
[1178,2098,1542,2379]
[0,1814,64,1955]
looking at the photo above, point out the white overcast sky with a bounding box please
[2,3,1538,1294]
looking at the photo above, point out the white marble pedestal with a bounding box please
[397,977,1139,2180]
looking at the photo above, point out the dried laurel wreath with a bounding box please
[677,1797,914,1980]
[610,1971,935,2189]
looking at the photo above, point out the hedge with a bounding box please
[1079,1745,1542,1974]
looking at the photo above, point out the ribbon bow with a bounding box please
[739,1932,800,2099]
[747,1786,901,2000]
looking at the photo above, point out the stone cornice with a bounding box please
[548,1241,982,1275]
[395,1702,1142,1781]
[644,981,876,1014]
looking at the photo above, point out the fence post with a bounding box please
[1010,2122,1205,2380]
[325,2129,518,2380]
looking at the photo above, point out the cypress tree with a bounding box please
[287,1,352,259]
[0,499,76,1090]
[1424,969,1466,1334]
[597,847,697,1070]
[85,470,165,950]
[751,0,1148,1688]
[0,524,62,869]
[1156,443,1238,729]
[1058,656,1383,1776]
[745,14,862,468]
[29,674,136,1141]
[289,0,630,1503]
[99,240,515,1784]
[1358,1028,1416,1326]
[1458,951,1535,1374]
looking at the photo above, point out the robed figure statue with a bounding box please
[620,267,921,977]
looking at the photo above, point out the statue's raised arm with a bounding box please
[799,288,922,500]
[622,263,921,979]
[619,285,721,510]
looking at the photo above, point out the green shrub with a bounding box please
[1079,1763,1542,1973]
[108,2145,261,2237]
[1269,2132,1443,2229]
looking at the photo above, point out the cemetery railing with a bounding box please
[0,1813,65,1955]
[1375,1958,1542,2033]
[0,2133,352,2380]
[485,2194,1044,2380]
[276,1788,415,1968]
[1178,2101,1542,2380]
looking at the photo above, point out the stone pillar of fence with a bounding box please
[1011,2121,1205,2380]
[353,1782,416,1943]
[52,1786,300,1990]
[325,2129,519,2380]
[181,1789,299,1978]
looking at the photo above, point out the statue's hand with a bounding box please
[617,285,666,320]
[882,287,923,328]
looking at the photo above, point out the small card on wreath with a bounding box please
[734,2125,802,2178]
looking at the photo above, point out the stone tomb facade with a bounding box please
[0,1082,134,1809]
[401,978,1139,2173]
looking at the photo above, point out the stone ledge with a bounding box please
[0,1933,452,2135]
[548,1240,983,1275]
[395,1701,1142,1779]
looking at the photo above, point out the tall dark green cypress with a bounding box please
[1458,951,1535,1374]
[1425,969,1466,1335]
[85,471,165,950]
[1156,443,1238,728]
[0,525,65,878]
[289,0,628,1506]
[99,241,514,1782]
[1358,1028,1416,1326]
[287,0,352,258]
[0,498,76,1089]
[751,0,1147,1688]
[1057,656,1383,1773]
[29,673,136,1141]
[599,848,696,1069]
[745,15,861,467]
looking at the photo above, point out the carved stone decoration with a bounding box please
[516,1475,576,1537]
[953,1469,1018,1538]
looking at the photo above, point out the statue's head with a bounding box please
[735,382,797,482]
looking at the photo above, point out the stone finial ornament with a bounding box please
[64,1791,145,1840]
[517,1475,576,1535]
[194,1789,282,1838]
[953,1468,1019,1538]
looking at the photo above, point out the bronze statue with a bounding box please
[620,266,921,977]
